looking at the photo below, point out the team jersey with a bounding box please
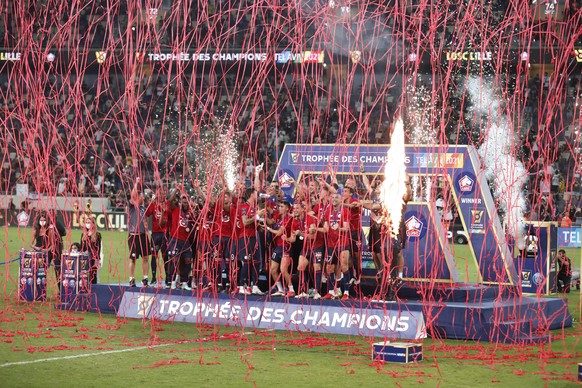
[145,201,167,233]
[213,200,236,239]
[197,208,215,242]
[273,214,294,249]
[312,201,329,223]
[236,202,257,239]
[166,201,195,242]
[303,213,325,249]
[324,206,350,248]
[347,197,361,231]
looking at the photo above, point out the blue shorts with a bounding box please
[168,238,193,259]
[197,240,214,256]
[151,232,168,255]
[271,246,285,264]
[326,246,348,265]
[303,246,324,265]
[213,236,234,261]
[350,230,361,256]
[237,237,257,262]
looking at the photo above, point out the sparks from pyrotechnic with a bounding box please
[379,117,408,238]
[218,129,239,191]
[407,78,437,202]
[466,77,528,249]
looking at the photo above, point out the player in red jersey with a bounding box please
[322,192,351,300]
[263,200,295,297]
[144,192,169,287]
[296,199,326,299]
[235,187,263,295]
[342,185,362,290]
[212,190,237,292]
[166,187,197,290]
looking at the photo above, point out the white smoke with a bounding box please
[466,77,528,249]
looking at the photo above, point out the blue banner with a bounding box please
[118,291,426,340]
[557,227,581,248]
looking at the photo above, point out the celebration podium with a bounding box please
[18,250,48,302]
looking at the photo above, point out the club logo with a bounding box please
[137,295,155,317]
[17,211,29,227]
[405,216,423,237]
[532,272,545,286]
[278,170,295,189]
[349,50,361,64]
[95,51,107,64]
[458,175,474,192]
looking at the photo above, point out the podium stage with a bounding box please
[62,282,572,344]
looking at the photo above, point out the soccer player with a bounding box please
[212,190,237,292]
[342,185,362,290]
[127,178,151,288]
[322,192,351,300]
[195,192,216,291]
[380,175,413,299]
[360,178,385,292]
[236,187,263,295]
[144,192,169,287]
[296,199,326,299]
[166,186,196,290]
[264,200,295,297]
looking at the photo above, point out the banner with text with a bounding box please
[557,227,581,248]
[118,291,426,340]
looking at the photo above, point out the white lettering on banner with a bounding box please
[120,292,424,339]
[212,53,267,61]
[445,51,493,61]
[460,198,482,204]
[0,52,21,61]
[562,230,580,245]
[299,154,412,165]
[146,52,267,62]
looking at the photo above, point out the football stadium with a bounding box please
[1,1,581,386]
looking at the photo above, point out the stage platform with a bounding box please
[62,283,572,344]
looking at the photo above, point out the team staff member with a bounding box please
[166,186,196,290]
[80,216,103,284]
[322,192,351,300]
[31,211,67,292]
[145,192,169,287]
[127,178,152,288]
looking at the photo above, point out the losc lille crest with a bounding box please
[95,51,107,64]
[405,216,423,238]
[458,174,474,192]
